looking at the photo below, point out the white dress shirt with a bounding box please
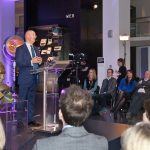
[26,42,36,66]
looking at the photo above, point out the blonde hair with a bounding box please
[88,69,97,80]
[0,119,5,149]
[121,123,150,150]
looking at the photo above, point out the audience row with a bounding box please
[83,59,150,121]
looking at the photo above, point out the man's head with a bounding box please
[25,30,37,45]
[59,85,94,127]
[107,69,113,78]
[144,71,150,80]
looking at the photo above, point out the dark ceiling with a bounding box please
[81,0,102,9]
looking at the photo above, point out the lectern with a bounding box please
[31,61,69,131]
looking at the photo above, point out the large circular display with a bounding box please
[5,35,24,57]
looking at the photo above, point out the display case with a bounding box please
[30,25,69,61]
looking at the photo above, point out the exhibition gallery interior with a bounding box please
[0,0,150,150]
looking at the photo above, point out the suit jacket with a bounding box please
[15,43,40,85]
[100,77,117,96]
[33,126,108,150]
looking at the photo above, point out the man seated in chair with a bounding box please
[33,85,108,150]
[98,69,117,113]
[127,71,150,120]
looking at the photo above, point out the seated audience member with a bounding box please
[98,69,117,112]
[143,100,150,123]
[116,58,127,86]
[121,123,150,150]
[113,70,137,113]
[83,68,98,96]
[127,71,150,119]
[0,119,5,150]
[33,85,108,150]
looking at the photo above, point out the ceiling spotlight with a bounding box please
[93,4,98,9]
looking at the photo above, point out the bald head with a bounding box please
[25,30,36,45]
[144,71,150,80]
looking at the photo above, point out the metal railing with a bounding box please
[131,17,150,37]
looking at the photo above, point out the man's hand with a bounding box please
[32,57,42,64]
[37,57,42,63]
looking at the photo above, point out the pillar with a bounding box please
[103,0,130,71]
[0,0,15,86]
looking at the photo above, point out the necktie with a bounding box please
[31,45,36,58]
[30,45,38,70]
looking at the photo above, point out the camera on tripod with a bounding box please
[69,53,86,67]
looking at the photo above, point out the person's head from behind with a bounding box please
[144,71,150,80]
[107,69,114,78]
[117,58,125,67]
[143,100,150,123]
[88,68,97,81]
[121,123,150,150]
[59,85,94,127]
[25,30,37,45]
[0,119,5,149]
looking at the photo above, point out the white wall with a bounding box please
[136,0,150,18]
[103,0,120,71]
[0,0,15,87]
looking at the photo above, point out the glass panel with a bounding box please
[0,100,28,149]
[131,21,150,37]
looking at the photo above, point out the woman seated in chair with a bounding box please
[113,70,137,114]
[83,68,98,96]
[83,68,99,114]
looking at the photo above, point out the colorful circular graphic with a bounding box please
[6,35,24,57]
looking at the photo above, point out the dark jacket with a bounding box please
[117,66,127,85]
[100,77,117,96]
[15,43,40,85]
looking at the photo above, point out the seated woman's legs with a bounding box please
[112,91,124,112]
[113,91,131,113]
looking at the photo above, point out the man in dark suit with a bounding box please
[33,85,108,150]
[99,69,117,112]
[16,30,42,127]
[127,71,150,120]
